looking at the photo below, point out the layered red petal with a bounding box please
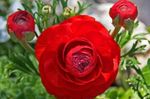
[35,15,120,98]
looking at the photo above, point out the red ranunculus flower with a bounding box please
[109,0,138,26]
[7,10,35,40]
[35,15,120,99]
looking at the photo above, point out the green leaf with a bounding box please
[121,40,138,57]
[142,59,150,85]
[6,43,39,75]
[76,1,91,15]
[146,26,150,33]
[105,87,120,98]
[120,89,136,99]
[9,53,32,74]
[51,0,58,14]
[133,33,150,39]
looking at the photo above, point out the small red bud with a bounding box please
[109,0,138,26]
[7,10,35,41]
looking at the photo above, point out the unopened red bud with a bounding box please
[7,10,35,41]
[109,0,138,26]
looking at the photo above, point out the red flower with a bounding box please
[35,15,120,99]
[7,10,35,40]
[109,0,138,26]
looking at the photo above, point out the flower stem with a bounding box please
[20,39,34,54]
[111,25,121,38]
[34,31,39,38]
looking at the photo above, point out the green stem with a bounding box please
[111,25,121,38]
[20,39,34,54]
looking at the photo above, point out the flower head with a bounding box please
[7,10,35,40]
[35,15,120,99]
[109,0,138,26]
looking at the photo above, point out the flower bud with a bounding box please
[7,10,35,41]
[63,7,72,16]
[42,5,51,14]
[109,0,138,26]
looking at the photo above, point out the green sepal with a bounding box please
[113,15,120,26]
[24,32,35,41]
[124,19,134,32]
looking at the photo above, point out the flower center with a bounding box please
[13,12,28,25]
[15,17,27,25]
[72,52,91,73]
[119,5,129,12]
[62,38,98,77]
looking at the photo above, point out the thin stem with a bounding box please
[111,25,121,38]
[34,31,39,38]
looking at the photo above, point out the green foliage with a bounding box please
[0,57,55,99]
[9,51,39,75]
[115,18,150,98]
[96,87,140,99]
[0,40,38,75]
[21,0,91,33]
[76,1,91,15]
[0,40,55,99]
